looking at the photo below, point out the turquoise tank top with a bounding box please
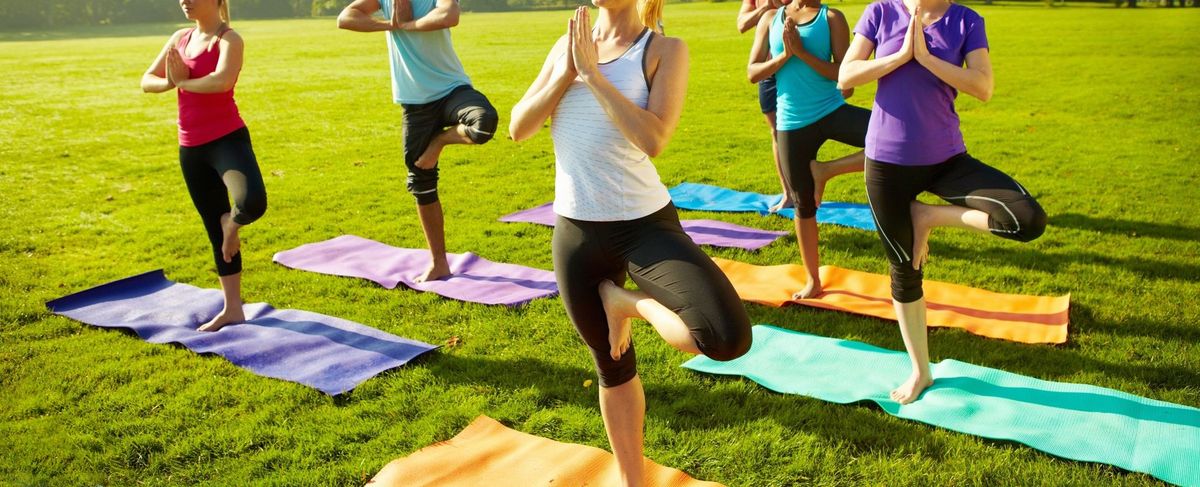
[379,0,472,105]
[768,5,845,130]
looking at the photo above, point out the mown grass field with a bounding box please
[1,2,1198,485]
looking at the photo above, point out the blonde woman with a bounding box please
[141,0,267,332]
[510,1,751,484]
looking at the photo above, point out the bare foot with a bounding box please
[810,159,828,206]
[791,277,823,300]
[415,259,451,283]
[220,213,240,263]
[910,201,933,271]
[890,372,933,405]
[769,197,793,214]
[198,307,245,332]
[598,279,634,361]
[414,141,444,170]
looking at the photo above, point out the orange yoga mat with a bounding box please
[712,258,1070,344]
[368,416,724,487]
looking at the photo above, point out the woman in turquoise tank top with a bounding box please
[747,0,871,299]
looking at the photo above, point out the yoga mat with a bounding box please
[46,270,437,395]
[273,235,558,307]
[668,182,877,231]
[500,202,789,251]
[369,415,723,486]
[683,325,1200,487]
[712,258,1070,344]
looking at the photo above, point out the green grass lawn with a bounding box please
[2,2,1198,485]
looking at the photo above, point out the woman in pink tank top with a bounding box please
[141,0,267,333]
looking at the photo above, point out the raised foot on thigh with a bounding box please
[598,279,634,361]
[220,213,241,263]
[910,201,934,271]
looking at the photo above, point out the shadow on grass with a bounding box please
[929,239,1200,283]
[0,22,189,43]
[1051,213,1200,242]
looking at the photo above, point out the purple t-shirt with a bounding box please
[854,0,989,165]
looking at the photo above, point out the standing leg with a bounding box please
[402,102,452,282]
[552,216,647,486]
[776,126,824,299]
[180,140,241,332]
[865,159,935,403]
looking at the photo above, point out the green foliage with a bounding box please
[1,3,1199,485]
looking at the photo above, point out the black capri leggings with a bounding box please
[777,103,869,219]
[865,153,1047,303]
[552,203,753,388]
[401,84,499,205]
[179,126,267,276]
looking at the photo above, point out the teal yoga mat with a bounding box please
[682,325,1200,486]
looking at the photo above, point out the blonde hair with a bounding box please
[639,0,664,34]
[219,0,231,24]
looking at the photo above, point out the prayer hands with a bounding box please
[568,7,600,83]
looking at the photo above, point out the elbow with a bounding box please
[642,140,666,158]
[979,85,994,102]
[336,11,353,30]
[443,10,461,28]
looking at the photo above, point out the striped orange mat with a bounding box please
[368,416,723,486]
[712,258,1070,344]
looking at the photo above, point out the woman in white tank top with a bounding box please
[510,2,752,485]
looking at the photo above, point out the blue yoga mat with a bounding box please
[669,182,876,231]
[683,325,1200,487]
[47,270,438,395]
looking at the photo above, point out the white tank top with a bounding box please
[551,29,672,222]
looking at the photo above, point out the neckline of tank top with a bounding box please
[181,24,229,60]
[596,28,650,66]
[778,4,824,29]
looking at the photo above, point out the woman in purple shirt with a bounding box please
[839,0,1046,404]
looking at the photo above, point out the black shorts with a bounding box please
[758,76,777,114]
[400,85,498,205]
[777,104,869,218]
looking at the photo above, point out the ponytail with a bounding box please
[639,0,664,34]
[219,0,231,24]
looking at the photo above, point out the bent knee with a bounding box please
[1012,205,1047,242]
[698,315,753,362]
[235,193,267,225]
[463,107,499,145]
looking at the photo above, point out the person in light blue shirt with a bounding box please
[339,0,498,282]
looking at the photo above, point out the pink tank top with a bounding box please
[175,27,245,147]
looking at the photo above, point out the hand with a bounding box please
[166,48,189,87]
[552,21,579,83]
[911,6,932,64]
[568,7,600,83]
[391,0,413,30]
[782,16,807,59]
[897,6,917,63]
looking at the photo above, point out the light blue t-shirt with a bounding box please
[379,0,472,105]
[768,5,845,131]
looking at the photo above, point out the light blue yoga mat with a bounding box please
[669,182,876,231]
[682,325,1200,487]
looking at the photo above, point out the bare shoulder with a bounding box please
[168,28,190,43]
[826,7,846,21]
[219,29,245,49]
[649,34,688,62]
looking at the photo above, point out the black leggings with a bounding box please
[777,104,869,219]
[552,204,753,388]
[865,153,1047,303]
[401,84,498,205]
[179,126,267,276]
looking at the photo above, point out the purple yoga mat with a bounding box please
[500,203,788,251]
[46,270,437,395]
[273,235,558,306]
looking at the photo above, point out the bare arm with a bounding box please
[337,0,393,32]
[798,8,851,82]
[747,11,787,83]
[175,31,243,94]
[916,45,993,102]
[837,13,914,90]
[571,8,687,158]
[509,36,574,142]
[737,0,778,34]
[397,0,460,32]
[141,30,186,93]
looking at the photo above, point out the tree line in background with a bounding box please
[0,0,1194,30]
